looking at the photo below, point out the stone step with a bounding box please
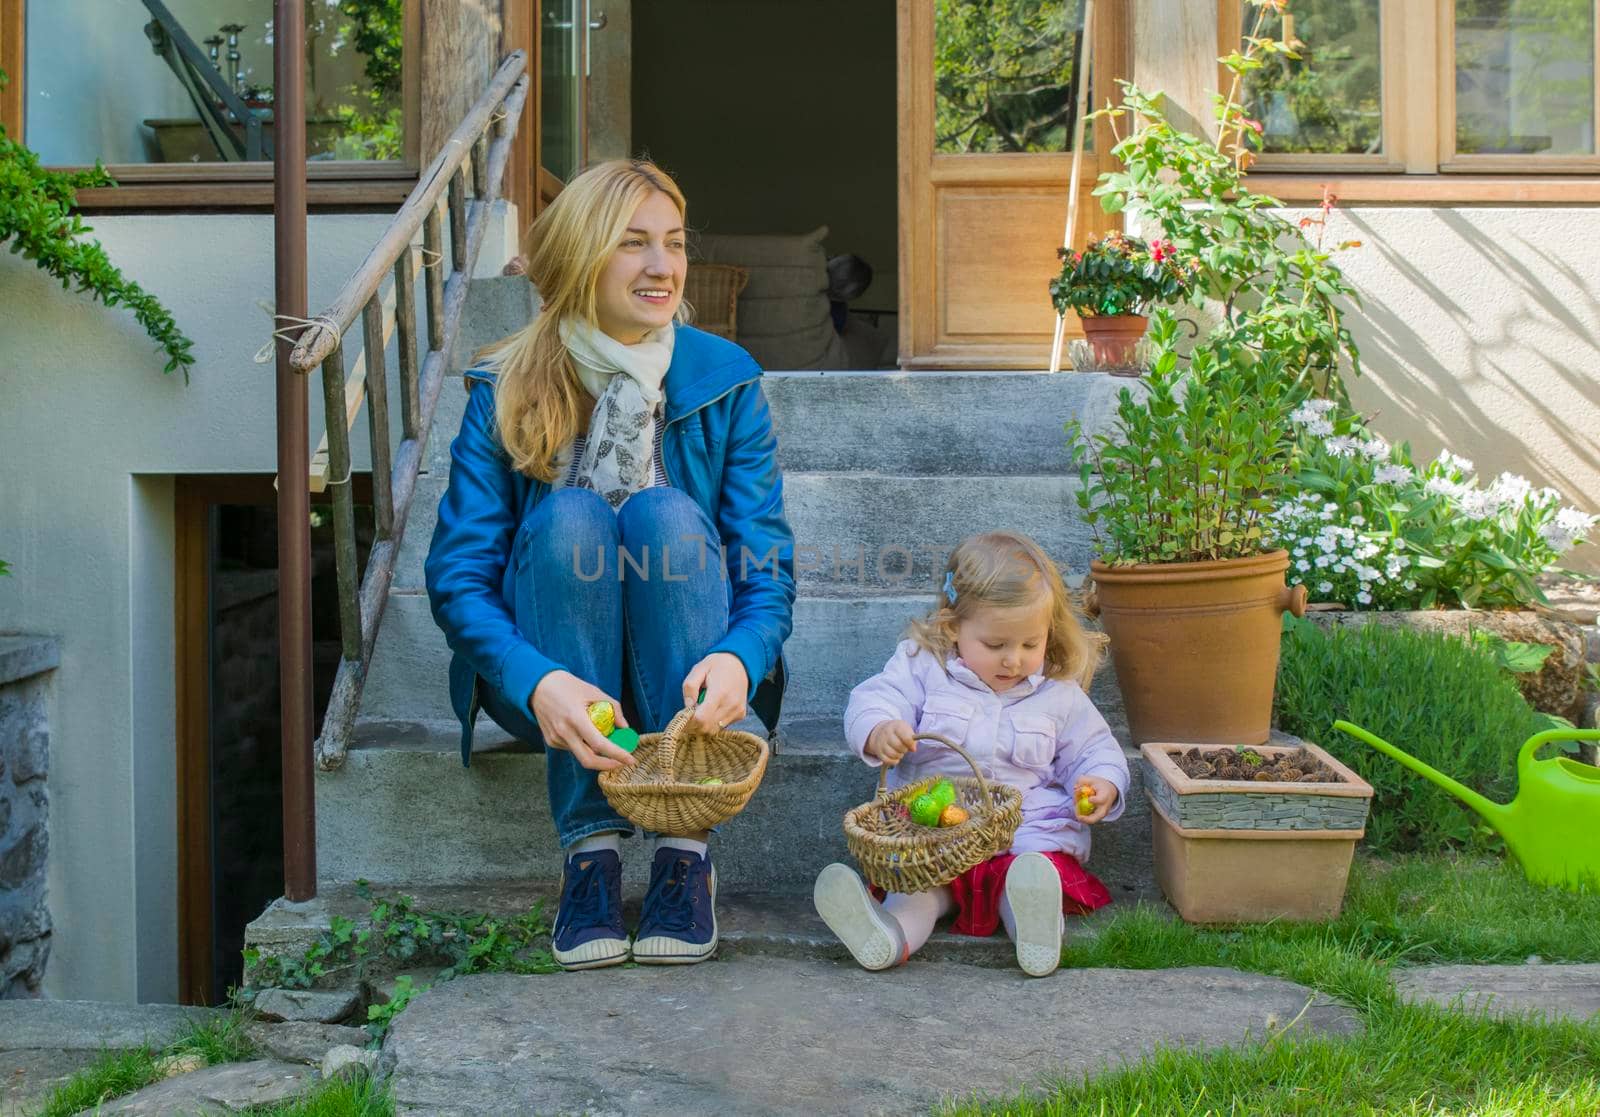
[315,729,1155,896]
[360,590,1128,734]
[393,468,1092,596]
[245,881,1163,994]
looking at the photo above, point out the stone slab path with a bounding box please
[381,958,1361,1116]
[1394,962,1600,1022]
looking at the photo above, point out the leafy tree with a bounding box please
[934,0,1083,153]
[0,71,194,379]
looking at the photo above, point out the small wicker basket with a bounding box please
[844,733,1023,894]
[598,705,769,832]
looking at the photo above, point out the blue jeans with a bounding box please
[477,486,731,846]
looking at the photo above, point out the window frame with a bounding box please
[1217,0,1600,189]
[4,0,423,209]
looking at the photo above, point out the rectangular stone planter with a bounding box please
[1140,741,1373,923]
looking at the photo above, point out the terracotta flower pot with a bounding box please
[1078,313,1148,373]
[1089,550,1308,746]
[1141,741,1373,923]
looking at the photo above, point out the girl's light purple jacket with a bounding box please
[844,639,1130,863]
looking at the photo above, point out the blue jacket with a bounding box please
[424,323,795,766]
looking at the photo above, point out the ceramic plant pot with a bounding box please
[1089,550,1307,746]
[1078,313,1148,372]
[1141,740,1373,923]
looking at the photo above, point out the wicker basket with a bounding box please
[598,705,769,832]
[684,263,750,341]
[844,733,1023,893]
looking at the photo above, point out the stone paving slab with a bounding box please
[85,1059,316,1115]
[0,1000,219,1052]
[1393,962,1600,1022]
[2,1049,104,1117]
[382,959,1360,1116]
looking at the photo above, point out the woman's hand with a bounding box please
[530,671,635,771]
[864,719,917,766]
[1073,777,1119,825]
[682,653,749,734]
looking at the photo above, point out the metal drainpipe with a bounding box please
[273,0,316,900]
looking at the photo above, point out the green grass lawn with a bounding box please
[943,855,1600,1116]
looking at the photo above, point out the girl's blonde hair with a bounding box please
[905,531,1106,691]
[479,159,690,480]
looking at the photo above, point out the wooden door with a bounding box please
[897,0,1129,369]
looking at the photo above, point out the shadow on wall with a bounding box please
[1331,208,1600,563]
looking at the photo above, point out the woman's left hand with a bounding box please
[682,653,749,734]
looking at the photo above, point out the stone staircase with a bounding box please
[312,277,1157,898]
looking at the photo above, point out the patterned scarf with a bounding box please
[556,318,675,509]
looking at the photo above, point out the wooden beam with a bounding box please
[173,480,213,1007]
[0,0,23,137]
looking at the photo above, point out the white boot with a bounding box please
[1005,852,1064,977]
[813,863,907,971]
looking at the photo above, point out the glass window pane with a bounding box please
[540,0,581,181]
[1240,0,1382,156]
[934,0,1084,154]
[25,0,405,166]
[1455,0,1595,155]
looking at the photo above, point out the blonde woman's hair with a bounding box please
[479,159,690,479]
[905,531,1106,691]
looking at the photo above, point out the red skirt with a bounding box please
[870,851,1112,938]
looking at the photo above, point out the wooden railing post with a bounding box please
[319,342,363,662]
[424,205,446,352]
[362,295,395,541]
[448,168,468,272]
[395,246,421,442]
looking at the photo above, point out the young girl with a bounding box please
[814,531,1127,977]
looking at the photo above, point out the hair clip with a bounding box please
[943,570,958,607]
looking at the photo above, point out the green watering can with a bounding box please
[1333,720,1600,891]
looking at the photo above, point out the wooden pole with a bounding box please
[273,0,316,900]
[1049,0,1097,374]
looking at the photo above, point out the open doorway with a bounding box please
[627,0,899,370]
[175,475,373,1005]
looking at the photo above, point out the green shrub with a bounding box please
[1274,617,1553,853]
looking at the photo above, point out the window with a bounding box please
[1221,0,1600,179]
[7,0,419,206]
[933,0,1087,154]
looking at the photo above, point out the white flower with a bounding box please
[1434,450,1474,475]
[1319,508,1336,521]
[1555,507,1598,537]
[1356,591,1373,604]
[1315,555,1333,568]
[1296,559,1311,572]
[1360,437,1391,461]
[1317,536,1337,553]
[1324,503,1340,514]
[1326,436,1363,459]
[1457,489,1499,521]
[1317,581,1335,594]
[1303,399,1337,415]
[1425,476,1466,500]
[1375,464,1413,486]
[1350,515,1367,527]
[1289,403,1336,437]
[1488,473,1533,508]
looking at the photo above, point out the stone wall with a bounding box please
[0,637,58,998]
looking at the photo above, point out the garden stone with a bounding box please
[321,1043,378,1080]
[154,1051,207,1078]
[244,1020,369,1065]
[252,987,360,1024]
[80,1059,314,1115]
[1,1050,104,1117]
[1394,963,1600,1023]
[1306,610,1589,722]
[0,999,217,1050]
[382,959,1360,1116]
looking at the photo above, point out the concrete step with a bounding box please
[314,727,1156,896]
[245,881,1165,996]
[361,590,1128,734]
[393,468,1093,596]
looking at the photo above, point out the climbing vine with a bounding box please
[0,71,196,380]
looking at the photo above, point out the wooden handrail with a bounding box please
[289,50,528,374]
[288,54,531,771]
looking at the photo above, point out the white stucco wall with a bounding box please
[0,207,516,1003]
[1304,205,1600,568]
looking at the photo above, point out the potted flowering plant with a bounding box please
[1049,231,1191,372]
[1067,7,1361,747]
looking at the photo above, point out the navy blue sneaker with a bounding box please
[632,847,718,964]
[551,848,629,970]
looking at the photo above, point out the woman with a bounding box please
[425,160,794,971]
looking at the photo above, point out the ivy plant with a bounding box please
[0,70,195,379]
